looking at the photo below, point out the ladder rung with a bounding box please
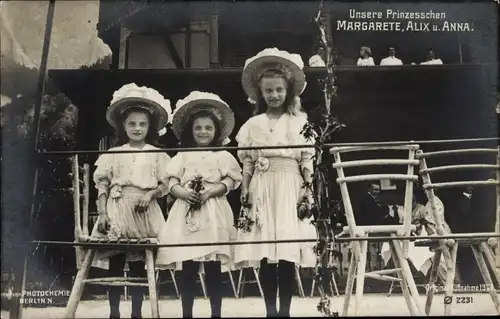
[416,148,498,158]
[337,174,418,184]
[342,225,417,234]
[85,277,146,283]
[423,180,499,189]
[420,164,499,174]
[332,159,419,168]
[365,273,401,282]
[369,268,401,275]
[84,281,149,287]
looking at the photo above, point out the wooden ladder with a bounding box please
[416,147,500,316]
[330,144,423,316]
[64,155,160,318]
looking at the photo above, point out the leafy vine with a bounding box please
[300,0,345,316]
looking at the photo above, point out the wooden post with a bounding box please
[209,3,220,68]
[145,249,159,318]
[118,27,131,69]
[185,23,192,68]
[402,149,416,258]
[71,156,84,269]
[82,163,90,237]
[11,1,56,318]
[496,146,500,276]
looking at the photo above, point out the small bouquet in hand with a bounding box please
[298,181,314,220]
[297,198,313,220]
[108,223,122,241]
[186,175,204,232]
[236,203,256,233]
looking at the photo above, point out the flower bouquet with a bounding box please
[298,181,315,220]
[235,203,256,233]
[186,175,204,232]
[108,223,122,241]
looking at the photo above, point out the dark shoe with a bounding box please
[109,316,120,319]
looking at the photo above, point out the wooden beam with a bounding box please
[185,23,192,68]
[118,27,131,69]
[209,14,220,67]
[163,35,184,69]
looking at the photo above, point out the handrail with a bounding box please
[28,232,500,247]
[37,137,499,156]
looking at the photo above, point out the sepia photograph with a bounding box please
[1,0,499,318]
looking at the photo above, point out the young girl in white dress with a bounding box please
[356,46,375,66]
[420,48,443,65]
[91,83,172,319]
[156,91,242,318]
[381,184,449,282]
[234,48,317,317]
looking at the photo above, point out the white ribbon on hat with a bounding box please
[243,48,305,72]
[222,137,231,145]
[244,48,307,104]
[110,83,173,134]
[174,91,229,115]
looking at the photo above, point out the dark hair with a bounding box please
[179,109,223,148]
[312,43,325,55]
[112,105,162,147]
[368,182,380,189]
[253,69,302,116]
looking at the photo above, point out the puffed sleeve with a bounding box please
[156,152,172,196]
[93,153,113,198]
[295,113,316,174]
[235,120,255,176]
[219,152,243,195]
[164,153,185,192]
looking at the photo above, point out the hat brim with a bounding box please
[106,97,169,131]
[172,99,235,143]
[241,55,306,103]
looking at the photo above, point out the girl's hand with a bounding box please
[200,191,211,205]
[97,214,110,234]
[240,188,249,206]
[298,188,314,206]
[183,189,201,206]
[135,193,153,213]
[306,189,315,205]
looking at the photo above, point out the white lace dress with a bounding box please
[233,112,318,269]
[155,151,242,273]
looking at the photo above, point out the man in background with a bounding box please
[380,47,403,66]
[356,183,388,225]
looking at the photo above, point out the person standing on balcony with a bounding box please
[380,47,403,66]
[420,48,443,65]
[156,91,241,318]
[234,48,317,317]
[356,46,375,66]
[91,83,172,319]
[308,43,326,67]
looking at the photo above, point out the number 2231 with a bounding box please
[456,296,473,304]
